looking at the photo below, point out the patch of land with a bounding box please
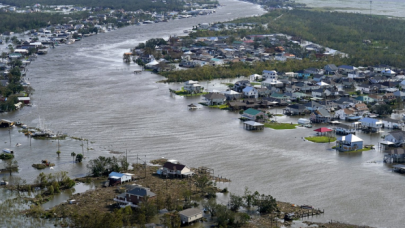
[264,122,298,130]
[305,136,337,143]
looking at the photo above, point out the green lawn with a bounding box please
[332,146,373,153]
[174,89,207,97]
[264,122,299,130]
[209,104,229,110]
[250,82,261,86]
[305,136,337,143]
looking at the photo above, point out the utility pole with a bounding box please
[81,137,84,155]
[8,127,11,145]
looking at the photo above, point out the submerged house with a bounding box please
[336,134,364,152]
[203,93,226,105]
[241,108,267,121]
[360,117,383,133]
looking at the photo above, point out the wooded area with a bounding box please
[0,11,88,33]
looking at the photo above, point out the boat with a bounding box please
[16,143,21,147]
[304,124,313,128]
[2,148,13,154]
[298,118,311,125]
[346,115,362,121]
[188,103,197,110]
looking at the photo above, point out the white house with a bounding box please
[336,134,364,152]
[243,86,258,98]
[184,80,202,93]
[381,69,396,76]
[108,172,133,185]
[381,118,404,129]
[360,117,383,132]
[262,70,277,80]
[334,108,358,120]
[249,74,262,82]
[158,162,193,177]
[179,208,203,224]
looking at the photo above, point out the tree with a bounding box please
[76,154,84,162]
[229,194,244,212]
[254,194,277,214]
[4,159,18,176]
[71,152,76,163]
[56,150,61,157]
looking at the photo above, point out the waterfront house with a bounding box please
[243,86,258,99]
[234,80,251,92]
[284,104,306,115]
[108,172,133,186]
[334,124,356,135]
[338,65,356,74]
[335,108,357,120]
[310,108,332,123]
[336,134,364,152]
[384,148,405,163]
[184,80,202,94]
[381,118,404,129]
[158,161,193,177]
[203,93,226,105]
[360,117,383,132]
[114,185,156,208]
[242,108,267,121]
[179,208,203,224]
[222,90,241,100]
[383,130,405,146]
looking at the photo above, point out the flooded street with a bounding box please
[0,0,404,227]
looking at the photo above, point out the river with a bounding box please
[0,0,404,227]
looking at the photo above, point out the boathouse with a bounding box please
[243,121,264,131]
[336,134,364,152]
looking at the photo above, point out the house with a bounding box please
[241,108,267,121]
[249,74,262,82]
[222,90,241,100]
[394,91,405,101]
[234,80,251,92]
[243,87,259,98]
[179,208,203,224]
[108,172,133,186]
[310,108,332,123]
[284,104,306,115]
[334,124,356,135]
[368,94,384,103]
[373,64,391,73]
[304,68,323,75]
[324,64,338,74]
[338,65,356,74]
[384,148,405,163]
[262,70,277,80]
[184,80,202,94]
[203,93,226,105]
[383,130,405,146]
[114,185,156,208]
[360,117,383,132]
[354,103,369,115]
[158,162,193,177]
[336,134,364,152]
[335,108,357,120]
[381,118,404,129]
[355,95,374,104]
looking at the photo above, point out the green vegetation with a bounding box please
[0,153,14,160]
[305,136,337,143]
[209,104,229,109]
[264,122,298,130]
[87,156,129,177]
[0,11,88,33]
[170,88,207,96]
[161,58,347,82]
[75,153,84,162]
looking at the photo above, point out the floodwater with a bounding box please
[295,0,405,17]
[0,0,404,227]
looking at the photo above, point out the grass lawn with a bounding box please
[250,82,261,86]
[305,136,337,143]
[332,146,373,153]
[209,104,229,110]
[174,89,207,97]
[264,122,299,130]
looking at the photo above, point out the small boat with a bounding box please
[16,143,21,147]
[188,103,197,110]
[2,148,13,154]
